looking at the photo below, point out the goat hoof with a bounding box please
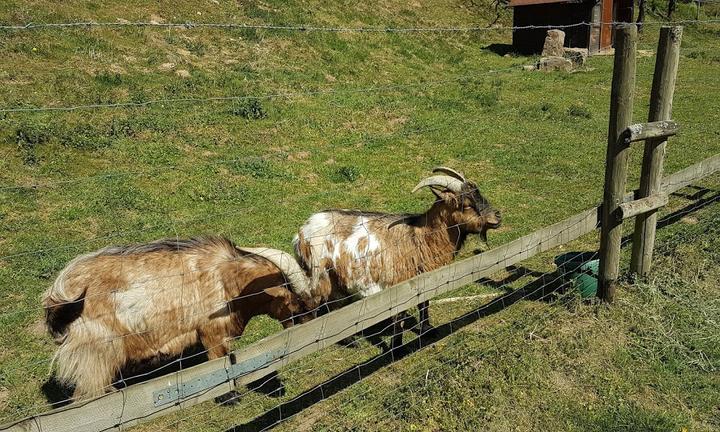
[215,390,241,406]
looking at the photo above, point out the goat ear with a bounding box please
[263,286,290,299]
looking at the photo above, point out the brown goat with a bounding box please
[42,236,311,400]
[293,167,501,348]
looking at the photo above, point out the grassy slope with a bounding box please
[0,0,719,430]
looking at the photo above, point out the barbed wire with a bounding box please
[1,19,719,32]
[0,66,520,114]
[0,13,719,428]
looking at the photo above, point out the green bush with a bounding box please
[231,99,267,120]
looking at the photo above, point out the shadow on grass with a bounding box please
[227,271,572,432]
[482,43,515,57]
[476,265,546,290]
[621,189,720,248]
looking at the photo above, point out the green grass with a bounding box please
[0,1,719,430]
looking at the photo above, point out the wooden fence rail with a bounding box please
[3,152,719,432]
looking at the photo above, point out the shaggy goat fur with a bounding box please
[42,236,308,399]
[293,176,501,342]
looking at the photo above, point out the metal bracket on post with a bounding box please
[152,348,286,407]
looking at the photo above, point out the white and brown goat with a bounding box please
[293,167,501,348]
[42,236,312,400]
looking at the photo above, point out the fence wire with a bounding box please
[1,11,720,432]
[1,19,719,32]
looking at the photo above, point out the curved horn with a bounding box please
[237,247,311,298]
[432,166,466,182]
[412,175,463,194]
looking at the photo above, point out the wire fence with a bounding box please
[1,19,719,32]
[1,11,719,432]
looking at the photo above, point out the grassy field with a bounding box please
[1,0,719,430]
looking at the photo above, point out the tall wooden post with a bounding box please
[630,26,683,277]
[598,24,637,303]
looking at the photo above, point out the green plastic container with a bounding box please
[554,252,599,298]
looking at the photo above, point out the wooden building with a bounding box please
[509,0,634,54]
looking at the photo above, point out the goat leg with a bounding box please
[390,314,405,354]
[418,300,434,334]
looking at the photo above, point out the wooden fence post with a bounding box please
[630,26,683,277]
[598,24,637,303]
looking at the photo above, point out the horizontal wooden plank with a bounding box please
[4,152,719,432]
[616,193,668,221]
[623,120,678,145]
[660,153,720,195]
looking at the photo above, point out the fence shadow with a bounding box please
[621,189,720,248]
[227,270,571,432]
[475,265,546,290]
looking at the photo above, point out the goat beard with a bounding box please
[479,230,488,243]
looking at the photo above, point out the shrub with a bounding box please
[231,99,267,120]
[331,165,360,183]
[567,103,592,119]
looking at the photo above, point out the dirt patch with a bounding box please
[149,14,165,24]
[0,387,8,411]
[288,151,310,161]
[387,115,408,128]
[28,319,48,337]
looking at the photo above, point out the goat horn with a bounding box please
[432,166,466,182]
[412,175,464,194]
[236,247,311,299]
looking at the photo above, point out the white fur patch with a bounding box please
[114,284,152,331]
[345,217,370,259]
[302,212,331,240]
[300,212,392,299]
[366,234,380,253]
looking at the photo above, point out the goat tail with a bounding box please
[50,322,122,399]
[41,250,102,343]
